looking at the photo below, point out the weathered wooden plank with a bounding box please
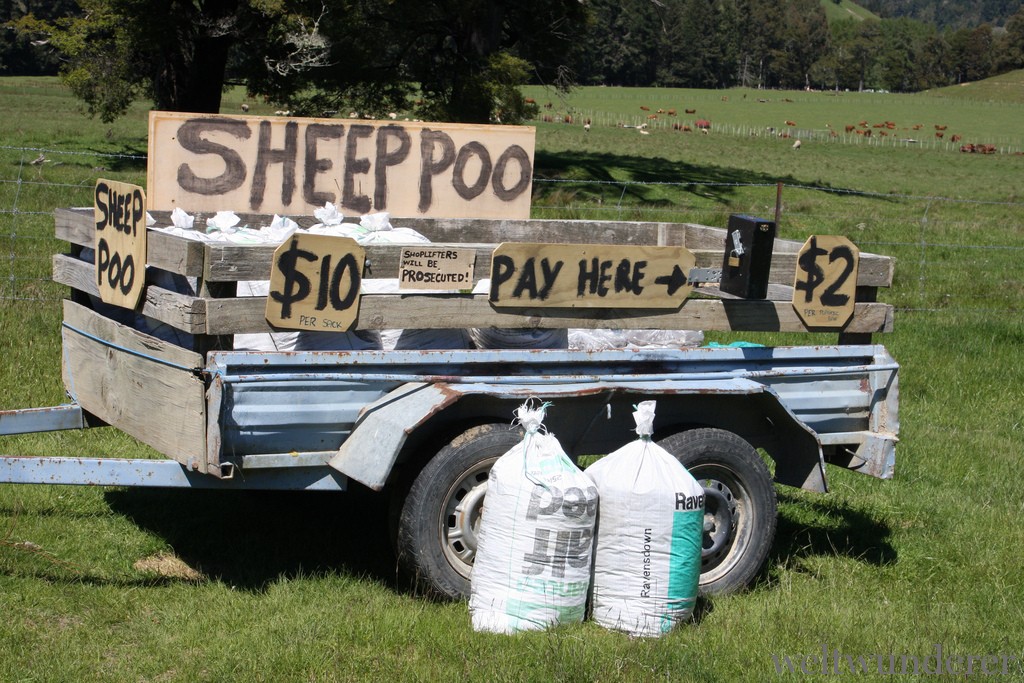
[393,217,682,245]
[58,208,895,287]
[61,300,207,470]
[204,293,893,335]
[199,241,892,287]
[54,207,94,245]
[56,248,893,336]
[55,207,207,277]
[52,255,207,334]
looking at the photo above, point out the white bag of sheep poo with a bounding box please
[585,401,704,637]
[469,402,599,634]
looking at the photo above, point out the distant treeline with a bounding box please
[3,0,1023,95]
[566,0,1024,92]
[859,0,1021,31]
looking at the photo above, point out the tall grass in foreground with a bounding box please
[1,78,1023,681]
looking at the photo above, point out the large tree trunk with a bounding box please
[152,0,240,113]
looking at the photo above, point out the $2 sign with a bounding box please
[792,235,859,328]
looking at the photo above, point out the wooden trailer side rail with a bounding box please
[52,208,895,341]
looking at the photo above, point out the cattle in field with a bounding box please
[785,120,796,126]
[685,108,697,114]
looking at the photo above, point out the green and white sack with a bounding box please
[469,402,599,633]
[585,401,704,637]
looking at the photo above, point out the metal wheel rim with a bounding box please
[438,458,495,580]
[691,463,753,585]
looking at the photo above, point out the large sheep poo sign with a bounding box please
[94,178,147,309]
[147,111,535,219]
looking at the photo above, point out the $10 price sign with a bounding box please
[266,233,365,332]
[791,235,860,328]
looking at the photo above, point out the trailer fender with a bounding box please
[328,378,826,492]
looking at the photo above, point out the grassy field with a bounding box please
[2,76,1023,681]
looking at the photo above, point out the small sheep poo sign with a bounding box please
[94,179,147,309]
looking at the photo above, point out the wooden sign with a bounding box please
[265,233,365,331]
[489,242,696,308]
[399,246,475,291]
[147,111,535,219]
[94,179,147,309]
[792,235,860,327]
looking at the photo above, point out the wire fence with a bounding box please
[3,144,1023,320]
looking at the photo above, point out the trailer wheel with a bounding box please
[658,428,777,595]
[396,423,521,600]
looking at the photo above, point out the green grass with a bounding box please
[924,68,1024,104]
[820,0,880,24]
[2,77,1024,681]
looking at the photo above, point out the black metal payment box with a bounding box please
[720,214,776,299]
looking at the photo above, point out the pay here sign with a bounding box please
[147,111,535,219]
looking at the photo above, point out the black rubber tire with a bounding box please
[395,423,522,600]
[657,428,777,595]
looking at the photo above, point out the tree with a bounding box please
[767,0,828,89]
[14,0,589,124]
[14,0,304,121]
[996,6,1024,71]
[1,0,78,75]
[572,0,661,87]
[665,0,723,88]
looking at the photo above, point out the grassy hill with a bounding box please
[924,69,1024,104]
[2,77,1024,682]
[821,0,881,23]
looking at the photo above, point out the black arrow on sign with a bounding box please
[655,264,689,296]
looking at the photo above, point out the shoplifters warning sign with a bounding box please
[147,111,535,219]
[489,243,697,308]
[399,246,476,291]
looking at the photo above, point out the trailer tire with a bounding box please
[395,423,522,600]
[658,428,777,595]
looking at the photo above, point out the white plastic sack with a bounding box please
[568,328,704,351]
[585,401,704,637]
[469,403,598,633]
[233,280,381,351]
[469,327,569,350]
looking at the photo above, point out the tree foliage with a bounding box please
[11,0,586,124]
[7,0,1024,123]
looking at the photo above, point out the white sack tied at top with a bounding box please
[469,401,598,634]
[584,400,704,637]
